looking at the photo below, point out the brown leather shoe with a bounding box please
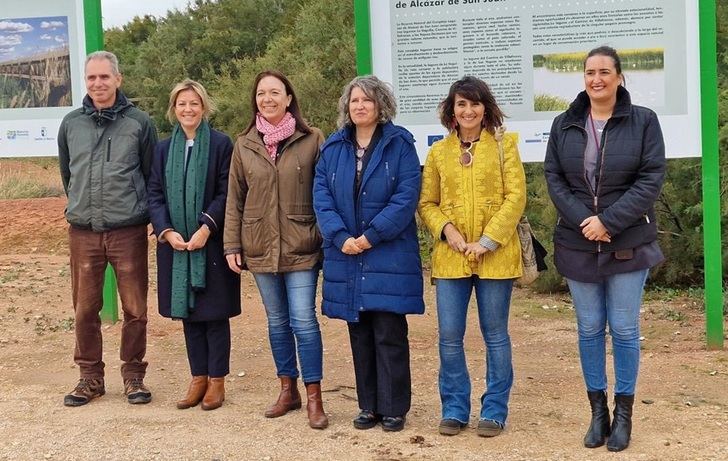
[201,377,225,411]
[264,376,301,418]
[176,375,208,409]
[305,383,328,429]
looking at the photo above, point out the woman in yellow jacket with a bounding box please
[419,76,526,437]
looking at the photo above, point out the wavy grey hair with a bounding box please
[85,51,120,76]
[336,75,397,128]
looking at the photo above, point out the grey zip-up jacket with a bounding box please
[58,91,157,232]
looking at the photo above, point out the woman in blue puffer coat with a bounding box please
[313,75,424,432]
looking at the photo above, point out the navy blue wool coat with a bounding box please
[148,128,241,321]
[313,122,424,323]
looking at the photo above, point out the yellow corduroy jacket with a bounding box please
[418,129,527,279]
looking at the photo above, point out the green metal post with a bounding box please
[83,0,103,52]
[83,0,118,323]
[698,0,723,349]
[354,0,373,75]
[101,265,119,323]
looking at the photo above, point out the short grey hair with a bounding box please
[337,75,397,128]
[85,51,120,75]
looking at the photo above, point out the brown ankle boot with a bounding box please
[201,377,225,411]
[305,383,328,429]
[176,375,208,409]
[264,376,302,418]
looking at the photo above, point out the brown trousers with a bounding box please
[69,225,149,380]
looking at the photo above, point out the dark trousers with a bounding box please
[69,225,148,380]
[347,311,411,417]
[182,319,231,377]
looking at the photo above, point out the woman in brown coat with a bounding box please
[223,70,327,429]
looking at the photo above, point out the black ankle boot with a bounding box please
[607,394,634,452]
[583,390,610,448]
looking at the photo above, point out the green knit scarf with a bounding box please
[165,120,210,319]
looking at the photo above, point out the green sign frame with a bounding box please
[698,0,723,349]
[354,0,724,348]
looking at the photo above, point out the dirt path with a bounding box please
[0,198,726,461]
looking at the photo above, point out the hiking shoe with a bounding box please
[63,378,105,407]
[439,418,468,436]
[477,419,504,437]
[124,378,152,404]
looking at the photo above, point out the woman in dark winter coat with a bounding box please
[313,75,424,432]
[148,79,241,411]
[544,46,666,452]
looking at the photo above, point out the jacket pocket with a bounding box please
[241,216,265,258]
[131,170,148,215]
[441,203,465,231]
[285,214,322,255]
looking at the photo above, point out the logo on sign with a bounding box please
[427,135,444,146]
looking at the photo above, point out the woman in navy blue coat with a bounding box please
[148,79,241,411]
[313,75,424,432]
[545,47,665,451]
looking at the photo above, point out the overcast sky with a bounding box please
[101,0,188,29]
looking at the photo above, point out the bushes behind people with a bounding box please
[102,0,728,290]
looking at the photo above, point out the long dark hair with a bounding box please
[438,76,504,134]
[243,70,311,135]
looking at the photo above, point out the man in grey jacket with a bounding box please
[58,51,157,407]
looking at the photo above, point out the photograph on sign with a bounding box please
[0,16,72,109]
[368,0,701,162]
[0,0,87,157]
[533,48,665,112]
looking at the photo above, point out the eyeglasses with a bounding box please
[459,140,475,167]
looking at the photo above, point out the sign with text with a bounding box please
[366,0,702,162]
[0,0,87,157]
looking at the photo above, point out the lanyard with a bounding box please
[588,113,604,151]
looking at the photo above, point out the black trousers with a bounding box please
[182,319,231,378]
[347,311,411,417]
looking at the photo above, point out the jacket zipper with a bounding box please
[385,161,391,195]
[578,122,608,253]
[106,137,111,162]
[595,130,608,253]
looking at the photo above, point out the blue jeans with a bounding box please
[253,269,323,383]
[435,277,514,425]
[566,269,649,396]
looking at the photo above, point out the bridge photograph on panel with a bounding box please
[0,15,72,109]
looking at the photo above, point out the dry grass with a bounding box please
[0,158,64,199]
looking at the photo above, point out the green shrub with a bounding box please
[534,94,569,112]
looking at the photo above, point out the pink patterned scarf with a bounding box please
[256,112,296,162]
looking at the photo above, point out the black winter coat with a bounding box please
[544,86,666,253]
[148,129,241,321]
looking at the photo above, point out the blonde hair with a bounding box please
[166,79,217,124]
